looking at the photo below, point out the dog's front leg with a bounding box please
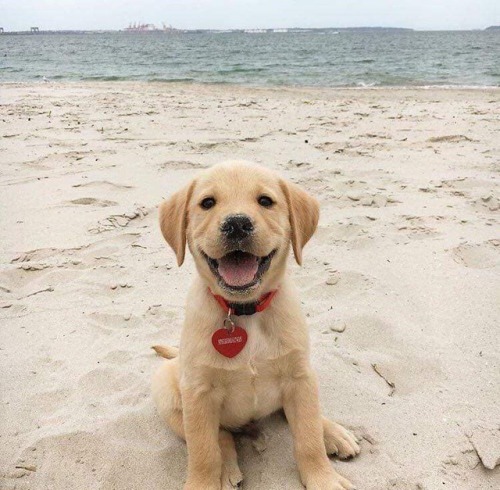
[283,369,354,490]
[182,384,223,490]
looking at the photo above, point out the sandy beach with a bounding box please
[0,82,499,489]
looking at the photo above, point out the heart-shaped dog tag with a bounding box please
[212,326,247,358]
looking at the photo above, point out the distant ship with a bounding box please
[123,22,178,33]
[244,29,266,34]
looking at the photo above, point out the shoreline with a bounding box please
[1,80,500,91]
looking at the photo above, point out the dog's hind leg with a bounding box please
[152,358,185,436]
[322,416,360,460]
[152,360,243,488]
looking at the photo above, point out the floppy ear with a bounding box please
[159,181,195,266]
[280,180,320,265]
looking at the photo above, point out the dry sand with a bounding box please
[0,82,499,490]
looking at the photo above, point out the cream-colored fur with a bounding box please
[152,161,360,489]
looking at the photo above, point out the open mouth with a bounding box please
[203,249,276,291]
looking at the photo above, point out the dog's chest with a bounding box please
[220,317,286,426]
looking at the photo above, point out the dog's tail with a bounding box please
[151,345,179,359]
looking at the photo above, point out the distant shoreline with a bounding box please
[3,26,499,35]
[1,27,418,35]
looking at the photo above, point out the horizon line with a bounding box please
[1,25,498,33]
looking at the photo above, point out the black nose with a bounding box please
[221,214,254,240]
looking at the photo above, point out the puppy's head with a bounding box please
[159,161,319,300]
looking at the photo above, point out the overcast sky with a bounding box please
[1,0,499,32]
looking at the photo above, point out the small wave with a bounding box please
[147,77,195,83]
[0,67,24,73]
[216,67,266,74]
[82,75,130,81]
[344,83,500,90]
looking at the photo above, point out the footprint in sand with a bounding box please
[66,197,118,207]
[427,134,474,143]
[81,233,139,260]
[88,207,150,235]
[189,140,242,153]
[29,388,73,414]
[451,239,499,269]
[157,160,208,170]
[11,410,175,488]
[0,266,70,300]
[296,270,374,303]
[20,150,93,171]
[11,247,74,264]
[1,234,140,304]
[441,177,495,205]
[393,215,442,240]
[72,180,134,190]
[9,233,138,266]
[78,367,142,397]
[471,193,500,213]
[314,222,368,244]
[344,316,445,396]
[101,350,133,365]
[87,311,142,333]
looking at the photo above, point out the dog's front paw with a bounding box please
[305,468,355,490]
[324,419,360,460]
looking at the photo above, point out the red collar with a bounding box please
[210,289,278,316]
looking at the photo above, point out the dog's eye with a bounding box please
[200,197,216,210]
[258,195,274,208]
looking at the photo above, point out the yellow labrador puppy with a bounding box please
[152,161,359,490]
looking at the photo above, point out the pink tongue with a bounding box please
[218,254,259,287]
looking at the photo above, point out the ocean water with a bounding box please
[1,30,499,88]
